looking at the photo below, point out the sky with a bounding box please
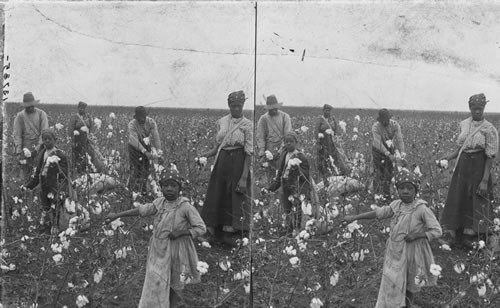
[4,1,500,112]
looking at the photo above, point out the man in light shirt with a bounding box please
[256,95,293,185]
[372,108,405,199]
[12,92,49,180]
[128,106,161,195]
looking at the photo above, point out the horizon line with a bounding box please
[3,102,492,115]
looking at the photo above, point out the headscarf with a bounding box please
[159,166,183,189]
[468,93,488,108]
[323,104,333,110]
[394,169,420,191]
[78,101,87,108]
[227,90,246,105]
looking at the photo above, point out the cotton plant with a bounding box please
[94,118,102,130]
[330,270,340,286]
[265,150,273,160]
[429,264,442,278]
[52,254,64,264]
[310,297,324,308]
[22,148,32,158]
[244,282,251,294]
[219,258,231,271]
[338,121,347,133]
[197,261,209,275]
[283,245,297,256]
[110,218,124,230]
[301,201,313,216]
[289,256,300,268]
[0,261,16,272]
[454,263,465,274]
[436,159,448,169]
[114,247,131,259]
[76,295,89,307]
[93,268,103,284]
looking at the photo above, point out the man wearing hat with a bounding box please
[371,108,405,199]
[12,92,49,180]
[128,106,162,195]
[256,94,293,185]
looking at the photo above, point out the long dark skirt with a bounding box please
[201,148,250,231]
[128,144,151,195]
[441,151,492,233]
[317,136,350,177]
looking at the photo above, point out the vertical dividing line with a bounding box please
[249,1,257,307]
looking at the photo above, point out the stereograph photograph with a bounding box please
[1,1,500,307]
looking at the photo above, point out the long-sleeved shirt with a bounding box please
[128,117,161,153]
[316,115,340,137]
[138,196,207,239]
[375,199,442,241]
[372,119,404,156]
[68,113,94,143]
[216,114,253,156]
[456,117,498,158]
[12,108,49,154]
[256,110,292,156]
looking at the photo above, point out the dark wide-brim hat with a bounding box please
[23,92,40,107]
[377,108,392,122]
[264,94,284,110]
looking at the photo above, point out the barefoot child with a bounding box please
[269,131,312,235]
[105,168,206,308]
[22,128,69,235]
[344,170,442,307]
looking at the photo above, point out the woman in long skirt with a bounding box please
[440,93,498,249]
[199,90,253,246]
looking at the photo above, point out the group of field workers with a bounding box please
[11,89,498,307]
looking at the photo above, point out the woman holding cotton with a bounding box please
[439,93,498,249]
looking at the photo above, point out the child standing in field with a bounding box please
[105,168,206,308]
[269,131,312,235]
[22,128,69,235]
[344,170,442,308]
